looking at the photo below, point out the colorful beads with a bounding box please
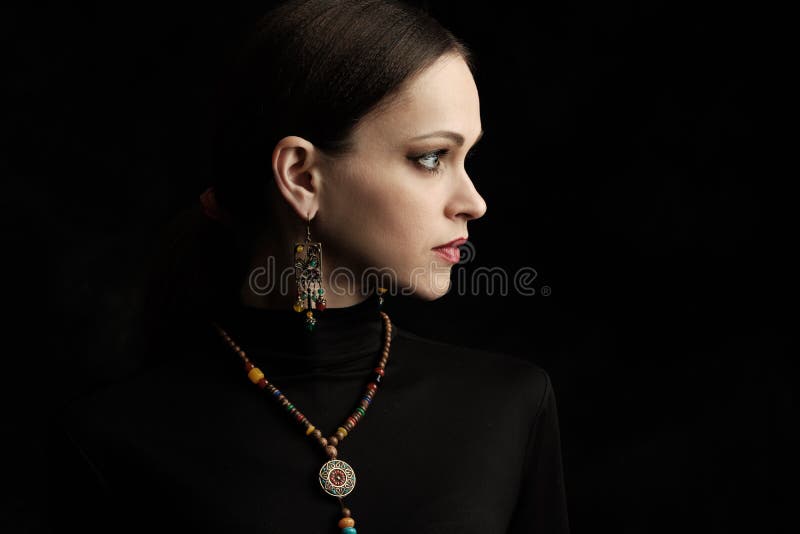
[247,368,265,384]
[212,311,394,534]
[305,311,317,331]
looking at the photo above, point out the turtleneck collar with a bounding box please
[211,295,394,376]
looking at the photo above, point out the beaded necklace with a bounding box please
[211,307,392,534]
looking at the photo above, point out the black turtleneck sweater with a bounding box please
[48,298,569,533]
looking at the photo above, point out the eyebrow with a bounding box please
[409,129,484,146]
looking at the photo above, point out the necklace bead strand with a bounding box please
[211,309,393,534]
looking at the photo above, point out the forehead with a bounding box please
[353,54,481,146]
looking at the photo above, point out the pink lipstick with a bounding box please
[432,237,467,264]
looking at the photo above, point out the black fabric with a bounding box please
[47,297,569,533]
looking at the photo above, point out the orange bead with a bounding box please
[247,368,265,384]
[338,518,355,528]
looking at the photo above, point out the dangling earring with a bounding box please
[293,213,327,331]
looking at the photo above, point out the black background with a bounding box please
[5,1,792,532]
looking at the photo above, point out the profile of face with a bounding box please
[273,53,487,303]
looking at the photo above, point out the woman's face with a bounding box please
[317,53,487,301]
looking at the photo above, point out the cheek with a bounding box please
[321,169,436,269]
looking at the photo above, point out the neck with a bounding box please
[238,234,372,311]
[240,285,372,310]
[215,289,390,370]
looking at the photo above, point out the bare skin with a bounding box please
[241,52,487,310]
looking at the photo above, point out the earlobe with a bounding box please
[272,135,320,220]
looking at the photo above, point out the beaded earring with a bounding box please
[293,214,327,331]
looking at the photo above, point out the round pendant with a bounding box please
[319,459,356,497]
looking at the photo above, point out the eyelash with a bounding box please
[412,147,479,175]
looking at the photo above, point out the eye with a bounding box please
[411,149,449,175]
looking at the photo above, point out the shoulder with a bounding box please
[391,324,552,416]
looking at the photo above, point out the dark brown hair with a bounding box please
[212,0,474,228]
[139,0,474,359]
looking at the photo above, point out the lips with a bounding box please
[432,237,468,264]
[433,237,468,249]
[432,246,461,264]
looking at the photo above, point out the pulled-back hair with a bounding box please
[139,0,474,360]
[212,0,473,227]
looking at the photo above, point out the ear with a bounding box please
[271,135,321,221]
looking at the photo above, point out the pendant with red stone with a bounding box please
[319,459,356,497]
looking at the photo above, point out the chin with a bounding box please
[412,277,453,301]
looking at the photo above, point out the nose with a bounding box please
[446,170,488,221]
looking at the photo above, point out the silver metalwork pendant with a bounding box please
[319,459,356,497]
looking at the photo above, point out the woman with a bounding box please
[50,1,569,532]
